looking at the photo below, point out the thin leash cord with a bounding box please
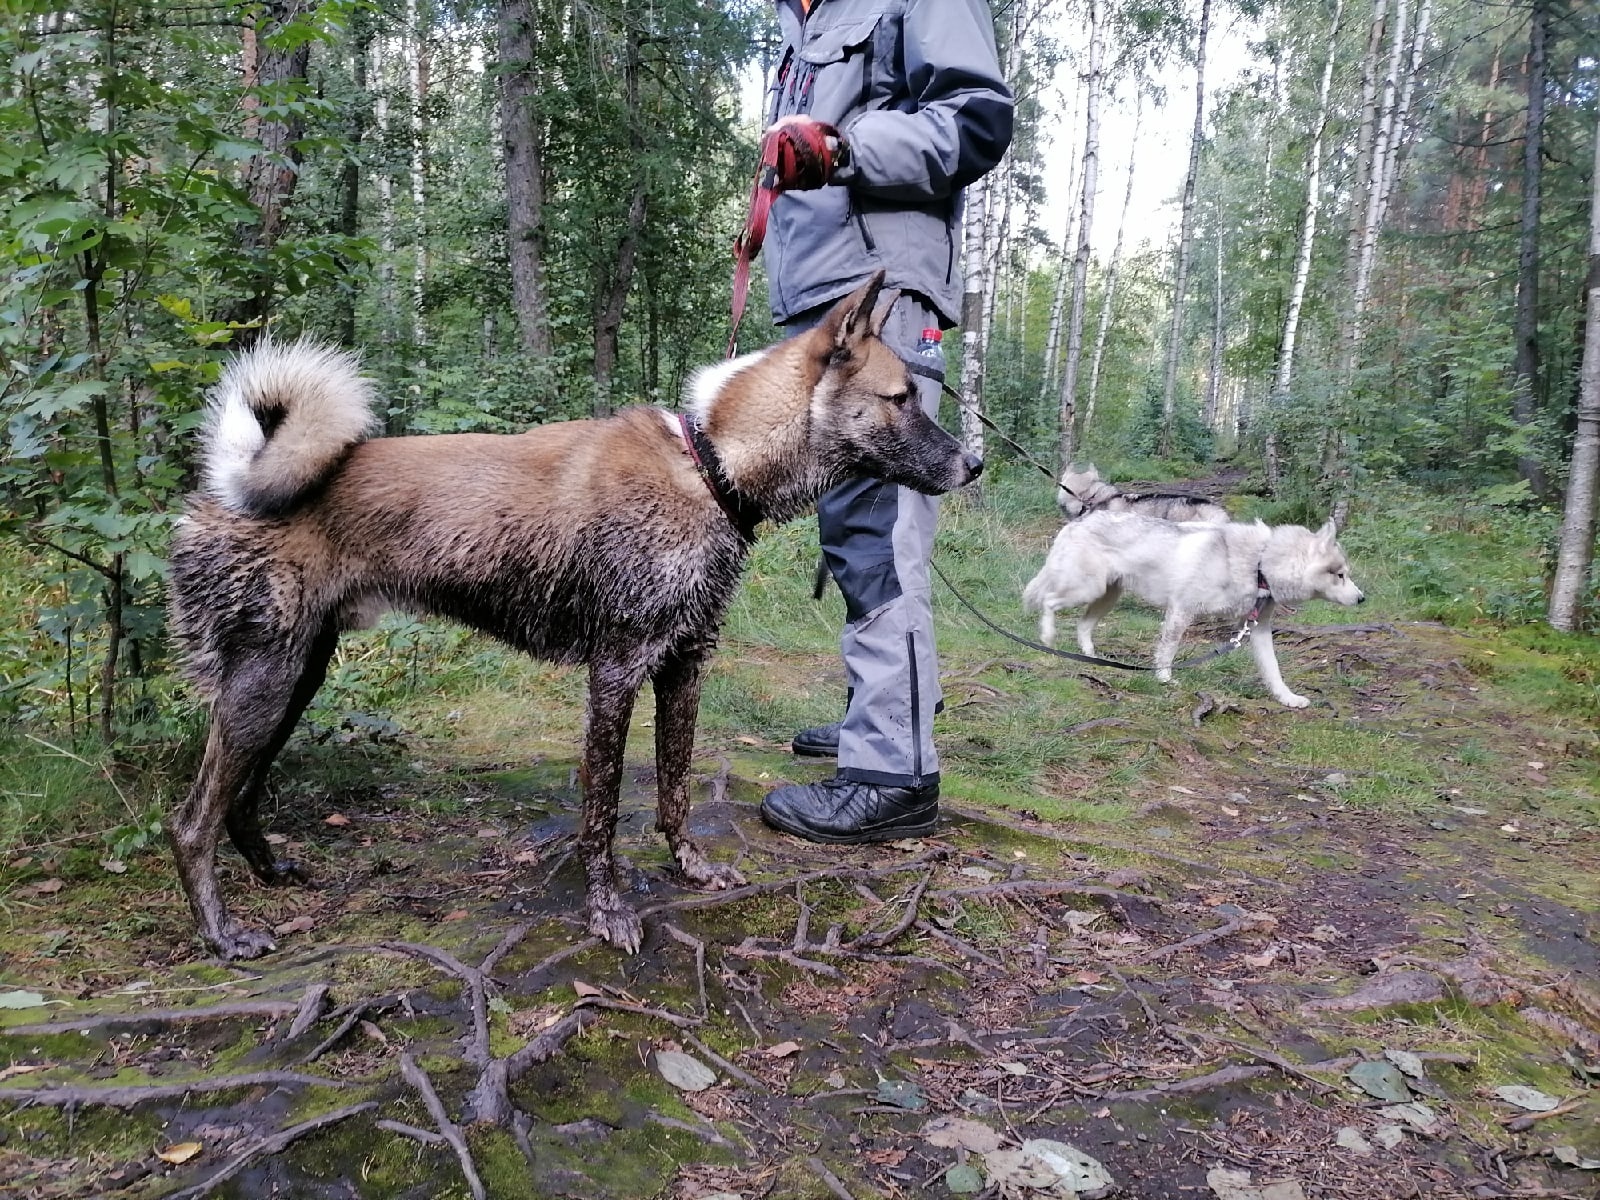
[928,558,1257,673]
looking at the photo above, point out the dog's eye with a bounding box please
[883,391,910,407]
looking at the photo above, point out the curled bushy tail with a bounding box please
[203,338,377,516]
[1021,568,1047,614]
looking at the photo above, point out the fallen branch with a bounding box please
[682,1032,769,1093]
[852,871,931,951]
[2,1070,351,1109]
[164,1101,376,1200]
[376,1119,447,1146]
[301,995,400,1064]
[479,921,533,980]
[1165,1025,1336,1094]
[282,984,332,1042]
[1096,1064,1272,1104]
[933,880,1154,907]
[641,852,948,921]
[1134,917,1258,965]
[400,1053,486,1200]
[663,924,709,1019]
[807,1156,859,1200]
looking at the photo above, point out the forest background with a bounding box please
[0,0,1597,845]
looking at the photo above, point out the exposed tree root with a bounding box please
[1134,915,1260,964]
[8,999,300,1036]
[165,1101,376,1200]
[3,1070,351,1110]
[400,1052,486,1200]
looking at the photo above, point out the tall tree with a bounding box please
[1085,89,1142,437]
[1548,109,1600,631]
[500,0,551,356]
[1158,0,1212,458]
[1511,0,1551,497]
[1057,0,1104,468]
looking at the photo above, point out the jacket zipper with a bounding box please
[851,196,877,253]
[907,630,923,781]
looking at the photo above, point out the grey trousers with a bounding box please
[788,294,946,788]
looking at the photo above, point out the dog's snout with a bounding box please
[1356,592,1367,605]
[964,453,984,479]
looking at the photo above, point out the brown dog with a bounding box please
[166,273,981,959]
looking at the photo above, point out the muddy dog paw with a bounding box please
[257,859,314,887]
[207,920,278,961]
[586,889,644,954]
[674,843,746,891]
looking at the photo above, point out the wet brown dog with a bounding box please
[167,273,981,959]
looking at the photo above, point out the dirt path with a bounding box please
[2,615,1597,1198]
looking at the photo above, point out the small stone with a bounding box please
[1335,1127,1373,1156]
[1374,1125,1407,1150]
[655,1050,716,1092]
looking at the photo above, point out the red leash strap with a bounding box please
[728,118,837,359]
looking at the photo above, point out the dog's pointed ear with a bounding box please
[822,270,888,358]
[868,289,902,337]
[1315,519,1338,541]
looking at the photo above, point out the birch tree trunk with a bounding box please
[1512,0,1551,497]
[958,172,990,485]
[336,20,371,348]
[374,36,397,359]
[1158,0,1211,459]
[1057,0,1103,469]
[1085,90,1142,436]
[592,30,646,415]
[1548,108,1600,631]
[500,0,551,356]
[1265,0,1345,493]
[1204,185,1225,433]
[1039,75,1084,397]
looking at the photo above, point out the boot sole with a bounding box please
[790,741,838,758]
[758,805,937,844]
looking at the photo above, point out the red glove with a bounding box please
[763,115,842,191]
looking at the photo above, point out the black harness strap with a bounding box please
[677,412,764,542]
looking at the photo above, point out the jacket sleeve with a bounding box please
[833,0,1014,202]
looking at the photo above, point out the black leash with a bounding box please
[929,558,1273,673]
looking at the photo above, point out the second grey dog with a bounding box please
[1022,511,1366,707]
[1057,463,1228,523]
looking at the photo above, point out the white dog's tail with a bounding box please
[202,338,378,516]
[1021,567,1048,614]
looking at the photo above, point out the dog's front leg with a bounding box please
[577,659,648,952]
[1250,623,1310,707]
[653,644,746,892]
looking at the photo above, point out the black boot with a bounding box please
[760,776,938,844]
[791,722,840,758]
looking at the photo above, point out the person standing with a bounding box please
[756,0,1014,843]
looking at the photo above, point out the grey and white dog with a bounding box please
[1057,463,1228,524]
[1022,511,1366,707]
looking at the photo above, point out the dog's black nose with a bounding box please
[1356,593,1367,604]
[964,453,984,479]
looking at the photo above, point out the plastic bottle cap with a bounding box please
[921,328,942,343]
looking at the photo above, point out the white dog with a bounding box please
[1022,512,1366,707]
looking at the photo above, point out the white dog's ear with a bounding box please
[1315,520,1338,541]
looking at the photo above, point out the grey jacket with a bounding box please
[764,0,1014,327]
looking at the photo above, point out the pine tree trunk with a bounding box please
[500,0,551,357]
[1548,109,1600,631]
[336,21,371,348]
[227,0,313,337]
[1512,0,1551,497]
[1057,0,1103,469]
[1158,0,1211,459]
[408,0,429,352]
[1085,91,1141,436]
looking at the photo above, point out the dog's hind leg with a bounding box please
[1076,583,1122,658]
[1152,608,1194,682]
[169,654,310,959]
[577,658,649,953]
[652,642,746,893]
[224,621,339,886]
[1250,623,1310,707]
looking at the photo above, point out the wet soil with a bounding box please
[2,620,1597,1199]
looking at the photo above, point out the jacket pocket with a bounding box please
[797,13,882,124]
